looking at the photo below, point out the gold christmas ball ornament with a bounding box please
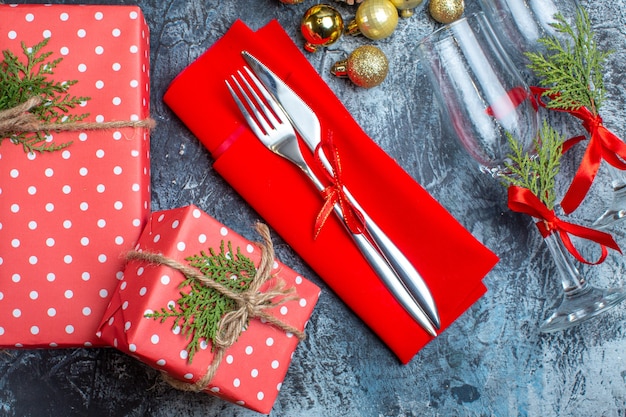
[300,5,344,53]
[390,0,424,18]
[346,0,399,40]
[428,0,464,24]
[331,45,389,88]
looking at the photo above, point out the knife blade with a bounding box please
[242,50,441,330]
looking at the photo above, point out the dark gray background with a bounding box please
[2,0,626,416]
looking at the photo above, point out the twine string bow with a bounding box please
[126,223,305,392]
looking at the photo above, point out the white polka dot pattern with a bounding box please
[97,205,321,414]
[0,5,151,348]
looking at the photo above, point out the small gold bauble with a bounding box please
[428,0,464,24]
[390,0,424,18]
[346,0,399,40]
[300,5,344,53]
[331,45,389,88]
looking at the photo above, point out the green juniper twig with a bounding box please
[526,7,611,115]
[0,37,90,152]
[501,119,565,210]
[145,241,256,363]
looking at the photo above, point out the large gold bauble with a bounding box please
[428,0,464,24]
[390,0,424,18]
[331,45,389,88]
[346,0,399,40]
[300,5,344,53]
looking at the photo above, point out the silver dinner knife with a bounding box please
[242,50,441,331]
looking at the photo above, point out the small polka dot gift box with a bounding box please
[0,5,151,347]
[97,205,321,415]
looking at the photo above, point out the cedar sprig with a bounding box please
[0,37,90,153]
[145,241,256,363]
[526,7,611,115]
[502,119,565,210]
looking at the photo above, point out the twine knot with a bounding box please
[0,96,43,138]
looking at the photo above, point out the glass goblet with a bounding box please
[417,12,626,332]
[477,0,626,229]
[417,11,537,175]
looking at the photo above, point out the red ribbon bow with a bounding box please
[507,185,621,265]
[313,135,364,239]
[531,86,626,214]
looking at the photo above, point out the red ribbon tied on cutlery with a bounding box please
[531,86,626,215]
[313,134,365,239]
[507,185,621,265]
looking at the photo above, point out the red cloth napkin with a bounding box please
[164,20,498,364]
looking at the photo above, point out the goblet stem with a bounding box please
[592,166,626,229]
[539,231,626,332]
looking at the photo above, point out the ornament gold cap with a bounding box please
[330,59,349,77]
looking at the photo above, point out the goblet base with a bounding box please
[539,285,626,333]
[592,185,626,229]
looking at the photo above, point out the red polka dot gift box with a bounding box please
[97,205,321,415]
[0,5,151,348]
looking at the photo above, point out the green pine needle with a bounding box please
[145,241,256,363]
[526,7,611,115]
[0,37,90,153]
[502,119,565,210]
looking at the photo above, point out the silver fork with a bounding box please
[241,51,440,331]
[226,67,438,337]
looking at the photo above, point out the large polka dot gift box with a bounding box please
[0,5,151,347]
[97,205,321,415]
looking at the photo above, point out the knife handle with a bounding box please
[299,164,437,337]
[313,147,441,330]
[349,223,438,337]
[344,186,441,330]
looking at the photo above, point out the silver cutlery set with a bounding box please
[225,51,440,337]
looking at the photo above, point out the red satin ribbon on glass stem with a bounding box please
[313,134,365,239]
[507,185,621,265]
[531,86,626,214]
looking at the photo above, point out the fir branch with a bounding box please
[502,119,565,210]
[526,7,611,115]
[0,37,90,153]
[145,241,256,363]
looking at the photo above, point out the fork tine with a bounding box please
[243,66,289,125]
[225,77,266,140]
[235,72,274,135]
[227,67,291,143]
